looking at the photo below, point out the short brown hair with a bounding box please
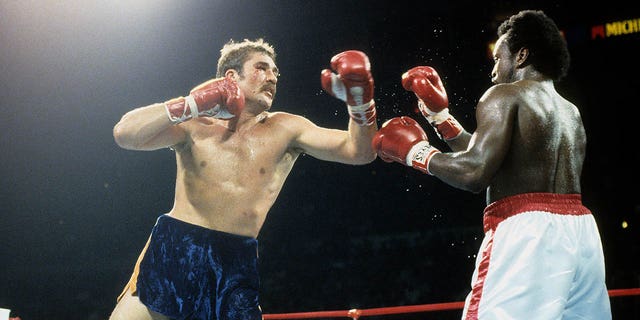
[216,38,276,77]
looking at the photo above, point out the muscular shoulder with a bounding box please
[266,111,318,133]
[479,83,524,107]
[265,111,305,123]
[261,111,321,151]
[479,80,555,115]
[475,83,524,125]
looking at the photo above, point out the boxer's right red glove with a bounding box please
[402,66,462,140]
[372,116,440,175]
[164,77,245,123]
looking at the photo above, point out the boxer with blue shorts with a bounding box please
[117,214,261,320]
[110,37,378,320]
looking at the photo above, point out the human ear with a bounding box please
[225,69,239,80]
[516,47,529,67]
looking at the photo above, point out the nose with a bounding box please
[266,69,278,84]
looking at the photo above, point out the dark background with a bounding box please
[1,1,638,319]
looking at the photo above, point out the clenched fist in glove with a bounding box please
[372,116,440,175]
[164,77,245,123]
[402,66,462,140]
[321,50,376,126]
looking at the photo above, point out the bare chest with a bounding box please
[179,120,297,182]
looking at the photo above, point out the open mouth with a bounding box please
[262,87,275,99]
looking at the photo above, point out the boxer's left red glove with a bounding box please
[321,50,377,126]
[402,66,462,140]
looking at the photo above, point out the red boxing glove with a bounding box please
[321,50,376,126]
[401,66,462,140]
[164,77,245,123]
[372,116,440,175]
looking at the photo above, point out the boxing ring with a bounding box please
[263,288,640,319]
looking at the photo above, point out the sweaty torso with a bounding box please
[168,112,301,238]
[488,80,586,203]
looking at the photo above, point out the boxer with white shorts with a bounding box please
[373,10,611,319]
[464,193,609,319]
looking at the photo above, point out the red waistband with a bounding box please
[483,193,591,232]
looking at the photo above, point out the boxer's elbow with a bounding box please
[465,170,492,193]
[359,149,378,164]
[351,147,377,165]
[463,179,489,194]
[113,121,141,150]
[448,161,491,193]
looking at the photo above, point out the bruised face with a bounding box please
[234,52,279,110]
[490,34,517,84]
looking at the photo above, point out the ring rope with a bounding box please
[263,287,640,319]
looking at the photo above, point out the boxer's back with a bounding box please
[488,80,586,203]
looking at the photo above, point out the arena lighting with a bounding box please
[486,42,495,60]
[591,17,640,39]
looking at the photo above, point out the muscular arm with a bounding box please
[291,116,378,165]
[428,85,517,192]
[299,50,377,164]
[114,77,243,151]
[113,103,186,151]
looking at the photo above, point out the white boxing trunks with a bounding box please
[462,193,611,320]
